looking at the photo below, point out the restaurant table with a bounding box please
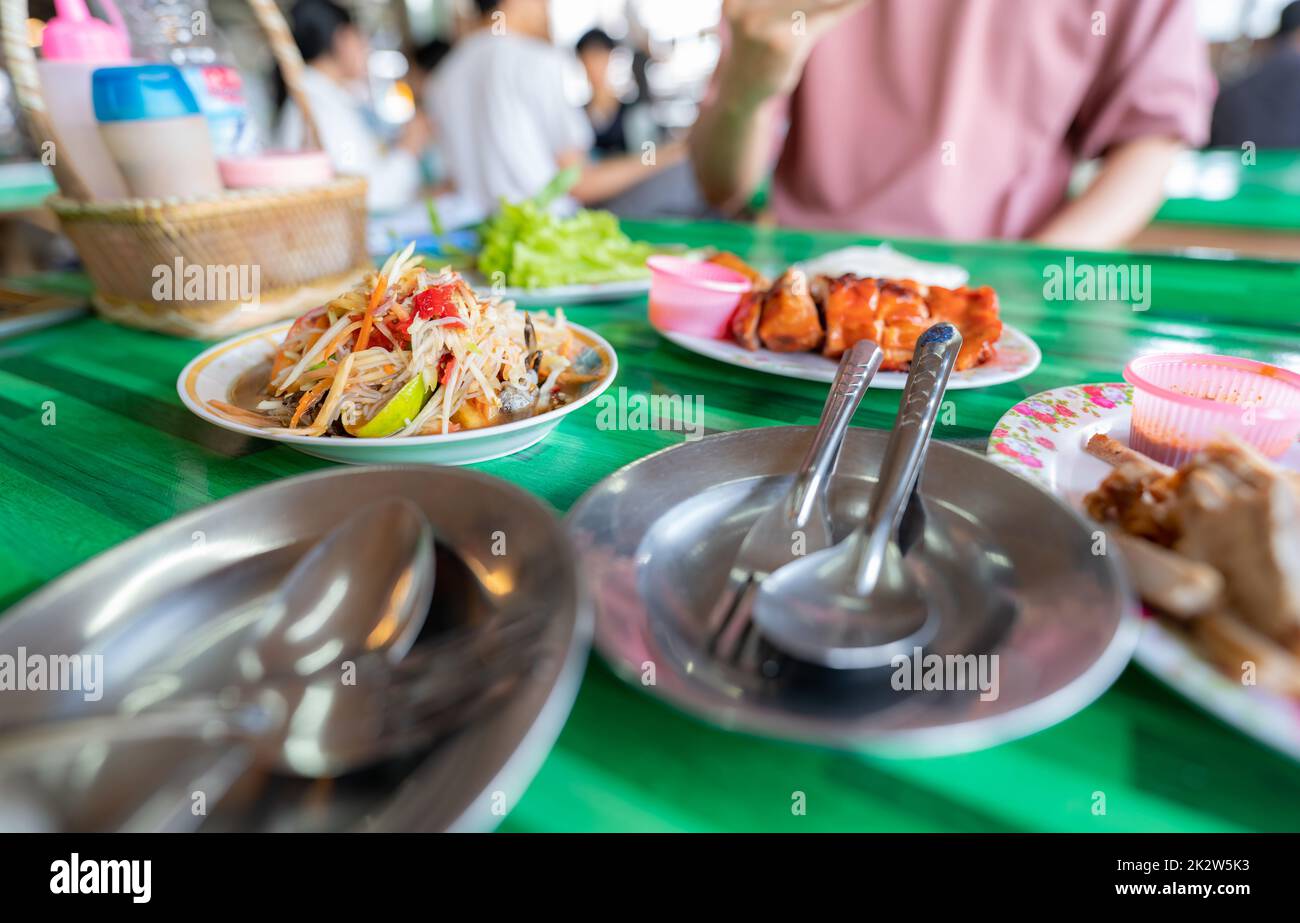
[2,219,1299,832]
[1134,148,1300,260]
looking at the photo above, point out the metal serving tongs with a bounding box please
[705,339,885,669]
[754,322,962,668]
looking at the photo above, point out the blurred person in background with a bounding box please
[277,0,433,212]
[411,38,455,191]
[412,38,454,100]
[691,0,1215,247]
[1210,1,1300,149]
[428,0,685,216]
[576,28,654,156]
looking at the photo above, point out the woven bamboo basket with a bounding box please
[0,0,371,337]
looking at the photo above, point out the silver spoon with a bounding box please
[0,498,435,764]
[706,339,884,665]
[753,322,962,668]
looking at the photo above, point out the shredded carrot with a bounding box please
[289,379,329,428]
[271,316,328,380]
[314,321,362,368]
[353,277,387,355]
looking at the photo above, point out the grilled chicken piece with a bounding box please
[730,289,765,350]
[821,277,932,367]
[708,252,769,289]
[1194,613,1300,696]
[1084,460,1179,545]
[1085,438,1300,652]
[1170,442,1300,648]
[874,280,931,370]
[821,275,879,359]
[757,269,823,353]
[925,285,1002,371]
[736,269,1003,371]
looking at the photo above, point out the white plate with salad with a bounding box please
[427,167,654,306]
[465,274,650,308]
[179,243,618,466]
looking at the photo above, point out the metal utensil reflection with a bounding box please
[754,323,962,668]
[0,498,435,774]
[705,339,884,669]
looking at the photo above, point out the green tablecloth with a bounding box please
[1153,148,1300,231]
[2,219,1299,831]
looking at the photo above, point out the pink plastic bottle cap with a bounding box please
[41,0,131,63]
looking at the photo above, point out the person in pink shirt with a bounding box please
[691,0,1216,246]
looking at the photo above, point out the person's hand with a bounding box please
[721,0,869,104]
[397,113,434,156]
[654,138,688,166]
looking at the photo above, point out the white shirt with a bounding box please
[278,66,422,214]
[429,31,594,214]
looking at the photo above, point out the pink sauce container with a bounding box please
[647,255,751,339]
[1123,352,1300,466]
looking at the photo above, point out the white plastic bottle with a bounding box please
[93,64,223,199]
[36,0,133,199]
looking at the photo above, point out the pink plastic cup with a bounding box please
[646,255,751,339]
[1123,352,1300,466]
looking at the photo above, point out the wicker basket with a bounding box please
[0,0,371,338]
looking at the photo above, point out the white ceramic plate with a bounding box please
[463,272,650,307]
[178,320,617,466]
[986,383,1300,761]
[659,323,1041,390]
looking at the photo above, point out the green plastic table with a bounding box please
[1153,148,1300,231]
[2,219,1299,832]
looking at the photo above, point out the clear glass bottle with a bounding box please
[118,0,258,155]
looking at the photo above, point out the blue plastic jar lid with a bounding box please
[92,64,201,122]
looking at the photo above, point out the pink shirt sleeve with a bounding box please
[1070,0,1216,159]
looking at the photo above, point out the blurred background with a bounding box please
[3,0,1300,274]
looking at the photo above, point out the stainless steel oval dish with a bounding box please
[567,426,1139,757]
[0,466,590,832]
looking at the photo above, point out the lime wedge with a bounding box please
[346,375,429,438]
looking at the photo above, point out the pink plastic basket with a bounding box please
[1123,352,1300,466]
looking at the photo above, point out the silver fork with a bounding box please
[706,339,884,667]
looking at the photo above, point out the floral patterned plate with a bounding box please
[987,383,1300,762]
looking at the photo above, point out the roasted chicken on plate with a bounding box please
[718,253,1002,372]
[1084,435,1300,697]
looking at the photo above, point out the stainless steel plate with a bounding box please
[0,467,590,831]
[567,427,1138,756]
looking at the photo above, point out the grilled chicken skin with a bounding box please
[757,269,823,353]
[731,268,1002,372]
[730,289,765,350]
